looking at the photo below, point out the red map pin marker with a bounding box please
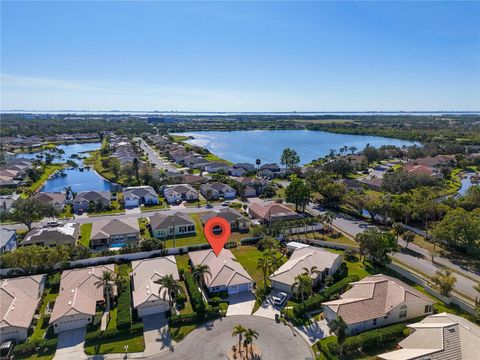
[204,216,231,256]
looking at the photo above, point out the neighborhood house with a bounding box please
[90,218,140,248]
[73,191,111,213]
[200,208,249,232]
[131,256,180,318]
[22,223,80,247]
[149,212,196,239]
[248,201,300,223]
[123,186,159,207]
[0,229,17,254]
[200,182,236,200]
[163,184,199,203]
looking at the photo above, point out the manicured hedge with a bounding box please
[169,306,222,327]
[327,322,407,355]
[293,275,359,316]
[13,338,58,358]
[116,277,132,330]
[86,322,144,342]
[183,271,206,314]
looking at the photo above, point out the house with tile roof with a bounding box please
[149,212,195,239]
[248,201,301,224]
[33,192,67,210]
[269,246,342,294]
[200,182,236,200]
[131,256,180,318]
[379,312,480,360]
[22,223,80,247]
[189,249,254,295]
[90,218,140,248]
[73,191,111,213]
[50,265,114,333]
[0,275,46,342]
[322,274,435,335]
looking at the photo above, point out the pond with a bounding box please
[457,173,479,196]
[16,142,117,193]
[174,130,417,165]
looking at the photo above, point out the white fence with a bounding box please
[294,237,358,251]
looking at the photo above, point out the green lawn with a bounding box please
[138,218,152,240]
[84,331,145,355]
[25,164,64,195]
[106,307,117,331]
[30,292,58,340]
[171,134,189,142]
[170,324,197,342]
[58,204,73,219]
[203,153,233,165]
[141,202,169,211]
[78,223,92,247]
[163,213,208,248]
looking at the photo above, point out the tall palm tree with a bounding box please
[291,274,313,302]
[255,158,261,171]
[244,328,259,360]
[96,271,115,312]
[322,211,335,233]
[232,324,246,355]
[154,274,183,315]
[256,255,274,288]
[302,266,320,279]
[192,264,211,291]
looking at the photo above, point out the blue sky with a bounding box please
[1,1,479,111]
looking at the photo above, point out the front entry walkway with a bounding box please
[142,313,173,357]
[53,327,87,360]
[225,292,256,316]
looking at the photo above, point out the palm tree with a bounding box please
[244,328,259,359]
[96,271,115,313]
[154,274,183,316]
[322,211,335,233]
[133,157,140,182]
[256,255,274,288]
[255,158,261,171]
[64,186,73,200]
[328,316,347,346]
[291,274,313,302]
[302,266,320,279]
[349,146,357,154]
[232,324,246,355]
[192,264,211,291]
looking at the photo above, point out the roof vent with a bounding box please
[11,305,15,311]
[68,301,72,305]
[71,289,75,293]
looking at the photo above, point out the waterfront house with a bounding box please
[228,163,255,177]
[269,246,342,294]
[22,223,80,247]
[163,184,199,203]
[181,174,207,185]
[200,208,249,232]
[90,218,140,248]
[234,177,269,196]
[50,265,114,333]
[0,229,17,254]
[203,162,230,173]
[200,182,236,200]
[0,275,46,342]
[378,312,480,360]
[189,249,254,295]
[73,191,111,213]
[149,212,196,239]
[131,256,180,317]
[33,192,67,211]
[248,201,300,223]
[322,274,435,335]
[123,186,159,207]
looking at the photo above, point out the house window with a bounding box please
[425,305,432,313]
[384,314,389,319]
[372,318,377,326]
[399,305,408,319]
[169,228,174,234]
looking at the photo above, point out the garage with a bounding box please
[137,301,170,318]
[53,315,91,334]
[228,285,239,295]
[0,327,26,342]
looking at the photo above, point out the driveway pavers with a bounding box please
[54,327,87,360]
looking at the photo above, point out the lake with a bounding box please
[16,142,116,193]
[174,130,417,165]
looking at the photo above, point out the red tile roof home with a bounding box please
[403,163,435,176]
[414,155,455,167]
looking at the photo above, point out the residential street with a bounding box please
[137,138,183,173]
[308,206,480,302]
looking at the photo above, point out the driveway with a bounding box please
[158,315,314,360]
[142,313,172,356]
[225,292,256,316]
[53,328,87,360]
[253,289,287,319]
[296,318,331,346]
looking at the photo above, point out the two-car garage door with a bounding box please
[138,301,169,318]
[228,283,251,295]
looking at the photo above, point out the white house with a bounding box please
[123,186,159,207]
[131,256,180,318]
[269,246,343,294]
[163,184,199,203]
[322,274,435,335]
[189,249,254,295]
[0,275,46,342]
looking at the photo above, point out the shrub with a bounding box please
[209,297,222,306]
[183,272,206,314]
[169,306,221,327]
[13,339,58,358]
[117,276,132,330]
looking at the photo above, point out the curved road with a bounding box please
[152,315,314,360]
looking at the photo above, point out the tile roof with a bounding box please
[189,249,253,288]
[23,223,80,245]
[131,256,180,308]
[269,246,342,286]
[379,312,480,360]
[249,201,298,220]
[123,186,158,199]
[74,191,110,203]
[50,265,114,322]
[0,275,45,329]
[90,218,140,240]
[200,208,246,224]
[322,274,433,325]
[149,212,195,230]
